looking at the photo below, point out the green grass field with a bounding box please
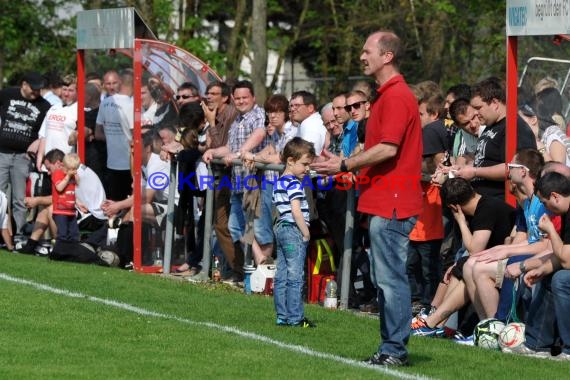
[0,251,568,380]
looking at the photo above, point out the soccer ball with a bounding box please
[499,322,526,349]
[35,241,53,257]
[97,249,121,267]
[474,318,505,350]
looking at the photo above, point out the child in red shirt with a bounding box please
[52,153,80,242]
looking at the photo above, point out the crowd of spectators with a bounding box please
[1,36,570,366]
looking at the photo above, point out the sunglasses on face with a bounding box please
[175,94,196,100]
[344,100,366,112]
[507,163,529,171]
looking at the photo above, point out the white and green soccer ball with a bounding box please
[474,318,505,350]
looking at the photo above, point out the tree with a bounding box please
[0,0,77,86]
[251,0,267,102]
[3,0,567,102]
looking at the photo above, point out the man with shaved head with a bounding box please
[312,31,422,366]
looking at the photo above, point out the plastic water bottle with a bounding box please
[212,256,221,282]
[323,278,338,309]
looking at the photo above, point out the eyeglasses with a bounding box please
[175,94,197,100]
[344,101,366,112]
[507,163,529,171]
[289,103,306,110]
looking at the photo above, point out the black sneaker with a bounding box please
[359,300,379,314]
[290,318,316,328]
[363,352,409,366]
[222,274,244,287]
[16,240,38,255]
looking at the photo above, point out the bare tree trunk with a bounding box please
[0,50,4,89]
[268,0,310,93]
[251,0,267,103]
[179,0,197,41]
[226,0,247,82]
[408,0,423,59]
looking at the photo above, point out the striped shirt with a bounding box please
[273,175,310,225]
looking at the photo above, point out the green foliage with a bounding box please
[0,0,77,85]
[176,35,227,78]
[2,0,569,97]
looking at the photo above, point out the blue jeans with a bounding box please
[406,239,441,306]
[228,192,246,243]
[0,152,30,234]
[273,222,308,325]
[53,214,79,242]
[369,213,417,358]
[253,182,274,245]
[495,255,531,321]
[552,269,570,355]
[524,274,557,352]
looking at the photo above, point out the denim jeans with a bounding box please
[253,182,274,245]
[228,192,246,243]
[53,214,79,242]
[0,152,30,234]
[369,213,417,358]
[495,255,531,321]
[524,274,557,352]
[273,222,308,325]
[552,269,570,355]
[406,239,441,306]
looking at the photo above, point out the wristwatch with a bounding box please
[340,159,348,172]
[519,261,527,274]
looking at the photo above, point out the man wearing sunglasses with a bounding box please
[175,82,200,107]
[332,93,359,158]
[345,90,369,156]
[506,170,570,360]
[345,92,369,121]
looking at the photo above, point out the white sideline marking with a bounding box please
[0,272,432,380]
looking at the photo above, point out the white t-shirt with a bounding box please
[296,112,327,155]
[143,153,179,204]
[283,121,298,143]
[38,102,78,155]
[142,102,157,126]
[96,94,133,170]
[75,164,107,220]
[542,125,570,166]
[42,91,63,107]
[0,191,8,229]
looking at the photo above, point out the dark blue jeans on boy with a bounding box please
[53,214,79,242]
[273,221,308,325]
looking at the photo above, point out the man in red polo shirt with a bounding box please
[312,30,422,366]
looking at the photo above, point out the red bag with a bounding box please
[306,237,336,304]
